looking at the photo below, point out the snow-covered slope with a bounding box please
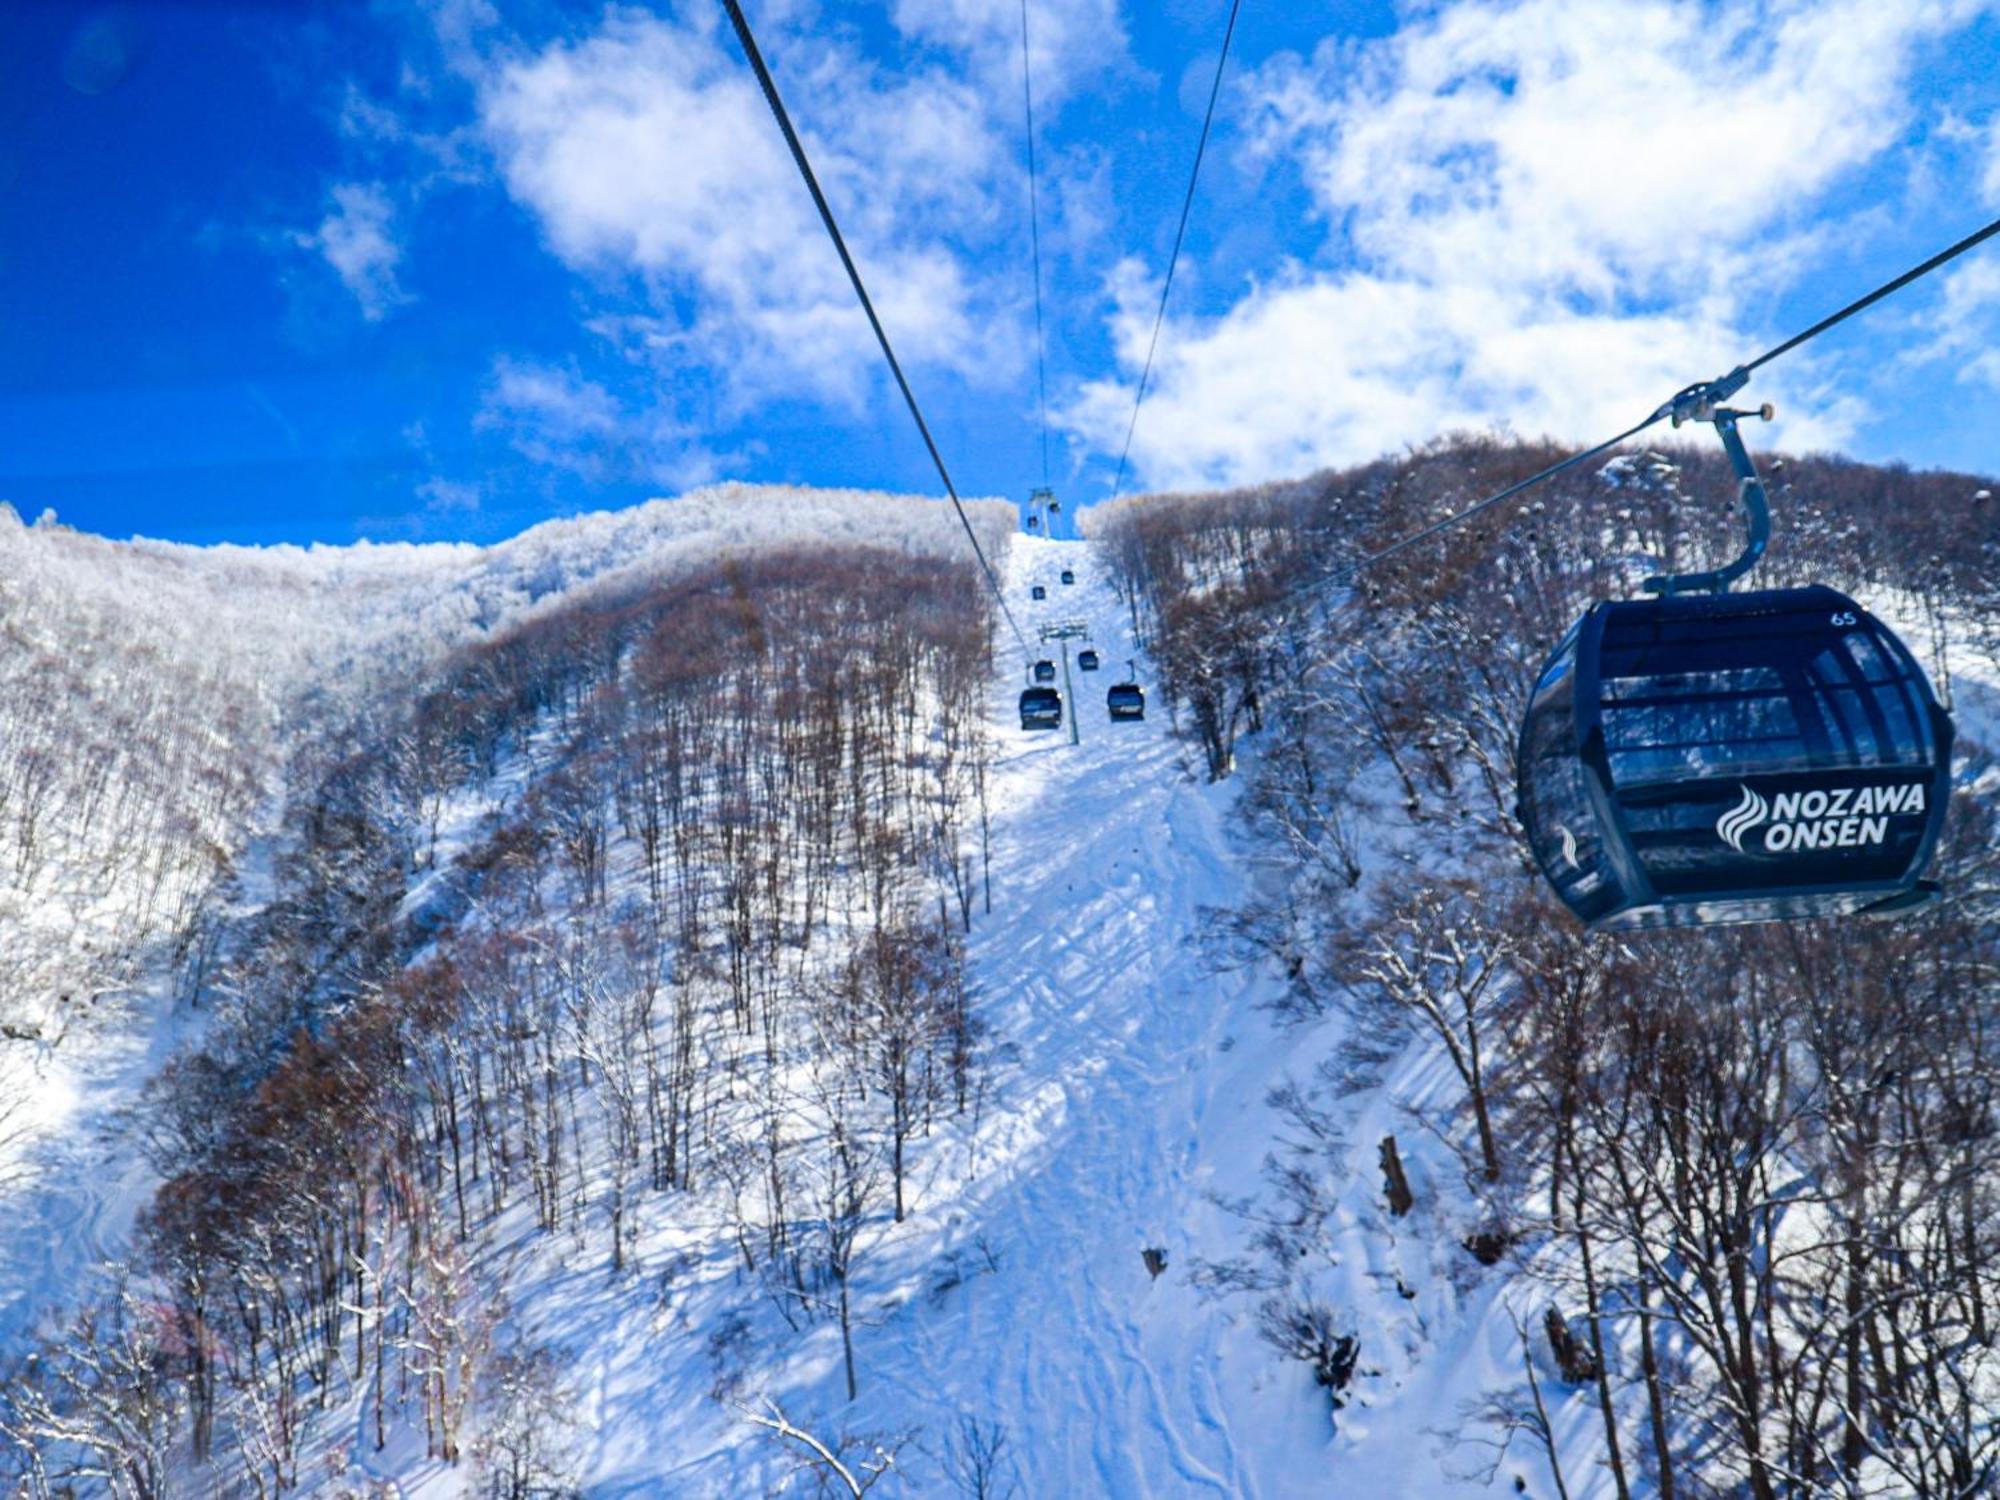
[437,534,1304,1494]
[0,484,1012,1365]
[852,536,1291,1495]
[356,534,1635,1497]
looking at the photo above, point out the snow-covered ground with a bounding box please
[818,536,1298,1493]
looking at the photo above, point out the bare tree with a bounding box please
[1349,882,1515,1183]
[737,1397,906,1497]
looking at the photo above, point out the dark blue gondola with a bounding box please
[1078,649,1100,671]
[1031,584,1047,600]
[1032,659,1057,684]
[1020,685,1063,730]
[1108,682,1145,721]
[1060,569,1075,585]
[1518,402,1953,930]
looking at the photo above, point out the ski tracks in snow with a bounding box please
[868,537,1278,1497]
[0,977,204,1349]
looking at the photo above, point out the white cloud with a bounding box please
[1979,115,2000,206]
[472,9,1022,410]
[479,358,625,467]
[418,477,482,514]
[477,356,726,488]
[889,0,1126,110]
[1912,256,2000,388]
[301,182,410,320]
[484,360,621,434]
[1068,0,1988,492]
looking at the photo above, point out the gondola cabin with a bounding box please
[1517,585,1952,931]
[1031,584,1047,600]
[1107,683,1146,722]
[1060,569,1075,585]
[1032,659,1057,684]
[1020,685,1063,730]
[1078,649,1100,672]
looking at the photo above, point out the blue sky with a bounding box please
[2,0,1998,546]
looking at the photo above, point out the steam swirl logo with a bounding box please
[1716,785,1769,853]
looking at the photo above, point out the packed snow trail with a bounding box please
[854,535,1313,1495]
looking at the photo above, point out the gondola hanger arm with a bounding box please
[1643,401,1776,596]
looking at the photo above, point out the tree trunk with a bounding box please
[1636,1272,1674,1500]
[839,1274,858,1403]
[1379,1135,1415,1217]
[1575,1210,1632,1500]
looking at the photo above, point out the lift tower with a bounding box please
[1028,486,1061,538]
[1039,619,1090,746]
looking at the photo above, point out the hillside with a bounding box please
[0,484,1013,1355]
[1,447,1997,1498]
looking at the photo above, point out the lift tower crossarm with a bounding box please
[1040,620,1090,746]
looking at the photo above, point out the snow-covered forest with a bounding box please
[1088,438,2000,1497]
[0,448,1997,1498]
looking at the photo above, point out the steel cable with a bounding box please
[1020,0,1051,490]
[1105,0,1245,506]
[720,0,1032,657]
